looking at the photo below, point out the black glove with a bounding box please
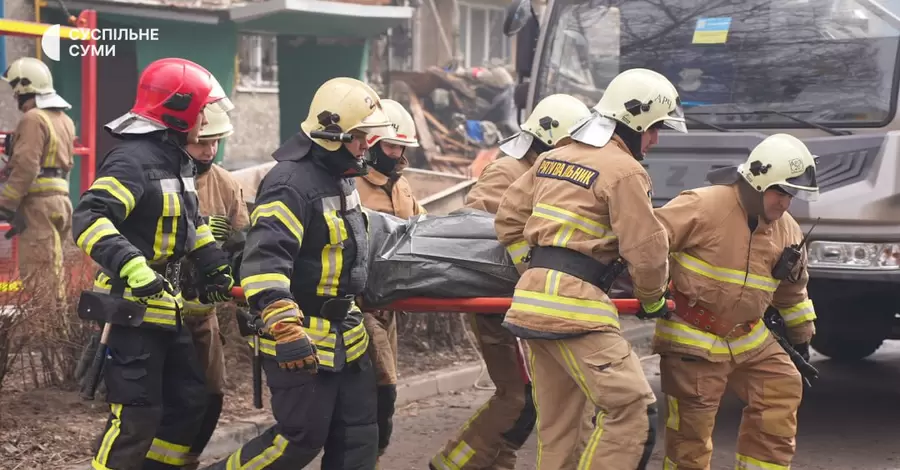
[198,264,235,304]
[192,244,231,278]
[208,215,233,243]
[636,287,672,320]
[793,343,811,362]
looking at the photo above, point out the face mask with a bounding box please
[368,144,400,176]
[194,159,213,175]
[312,142,369,178]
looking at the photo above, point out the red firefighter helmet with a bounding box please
[130,58,220,133]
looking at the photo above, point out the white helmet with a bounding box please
[738,134,818,201]
[300,77,396,152]
[593,68,687,134]
[198,104,233,141]
[499,94,592,159]
[368,99,419,148]
[2,57,71,109]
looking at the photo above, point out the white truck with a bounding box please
[503,0,900,360]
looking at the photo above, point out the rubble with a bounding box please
[389,65,518,177]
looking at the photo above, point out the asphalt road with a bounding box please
[376,341,900,470]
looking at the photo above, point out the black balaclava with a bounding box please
[16,93,35,111]
[194,159,213,175]
[529,136,552,156]
[614,122,644,160]
[737,177,765,229]
[311,141,369,178]
[368,143,401,177]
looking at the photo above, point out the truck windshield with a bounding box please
[534,0,900,128]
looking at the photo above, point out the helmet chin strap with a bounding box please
[311,141,369,178]
[737,179,766,223]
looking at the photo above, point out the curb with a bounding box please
[67,323,657,467]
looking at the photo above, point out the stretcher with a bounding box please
[228,286,670,390]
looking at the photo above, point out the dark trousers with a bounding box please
[204,352,378,470]
[91,324,208,470]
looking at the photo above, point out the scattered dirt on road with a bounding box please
[0,311,478,470]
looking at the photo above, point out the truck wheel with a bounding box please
[811,332,883,362]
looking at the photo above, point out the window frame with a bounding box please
[458,2,513,67]
[236,32,280,94]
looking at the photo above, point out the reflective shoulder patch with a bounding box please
[535,158,599,189]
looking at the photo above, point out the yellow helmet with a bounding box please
[300,77,396,151]
[369,99,419,148]
[521,94,592,146]
[2,57,55,96]
[198,104,234,141]
[739,134,818,201]
[593,68,687,134]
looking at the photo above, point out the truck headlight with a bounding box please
[808,241,900,269]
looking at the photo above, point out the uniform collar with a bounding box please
[363,168,390,187]
[609,134,631,156]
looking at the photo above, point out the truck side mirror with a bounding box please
[503,0,536,36]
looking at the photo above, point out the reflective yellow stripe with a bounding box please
[28,176,68,194]
[93,273,182,328]
[533,203,616,239]
[33,109,58,168]
[193,223,216,251]
[672,252,779,293]
[152,192,180,261]
[76,217,119,255]
[225,444,243,469]
[241,273,291,304]
[261,302,301,329]
[506,239,529,266]
[666,395,680,431]
[251,201,305,243]
[93,404,123,469]
[241,434,290,470]
[182,298,215,315]
[735,453,789,470]
[146,438,190,466]
[90,177,136,217]
[527,347,545,467]
[0,281,21,292]
[578,409,606,470]
[0,184,21,201]
[655,318,769,356]
[317,210,346,297]
[664,457,679,470]
[255,316,368,370]
[778,299,816,327]
[344,323,369,363]
[510,289,620,327]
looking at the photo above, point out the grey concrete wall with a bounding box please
[222,90,281,170]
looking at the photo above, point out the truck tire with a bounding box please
[811,331,883,362]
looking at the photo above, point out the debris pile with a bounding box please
[389,65,518,177]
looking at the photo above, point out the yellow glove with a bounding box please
[263,299,318,373]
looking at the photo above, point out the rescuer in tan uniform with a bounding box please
[495,68,688,469]
[180,103,249,468]
[355,98,424,463]
[0,57,76,309]
[653,133,819,470]
[431,94,592,470]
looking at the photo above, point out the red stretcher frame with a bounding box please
[228,287,672,384]
[0,11,98,302]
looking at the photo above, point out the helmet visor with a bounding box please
[774,164,819,201]
[662,103,687,133]
[206,77,234,112]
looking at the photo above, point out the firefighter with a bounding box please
[181,103,250,469]
[653,133,818,470]
[494,68,688,469]
[431,93,592,470]
[354,98,424,463]
[202,77,397,470]
[0,57,76,310]
[73,58,236,470]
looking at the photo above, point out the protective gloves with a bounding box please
[636,285,672,320]
[199,263,235,304]
[262,299,318,373]
[120,256,174,302]
[208,215,232,243]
